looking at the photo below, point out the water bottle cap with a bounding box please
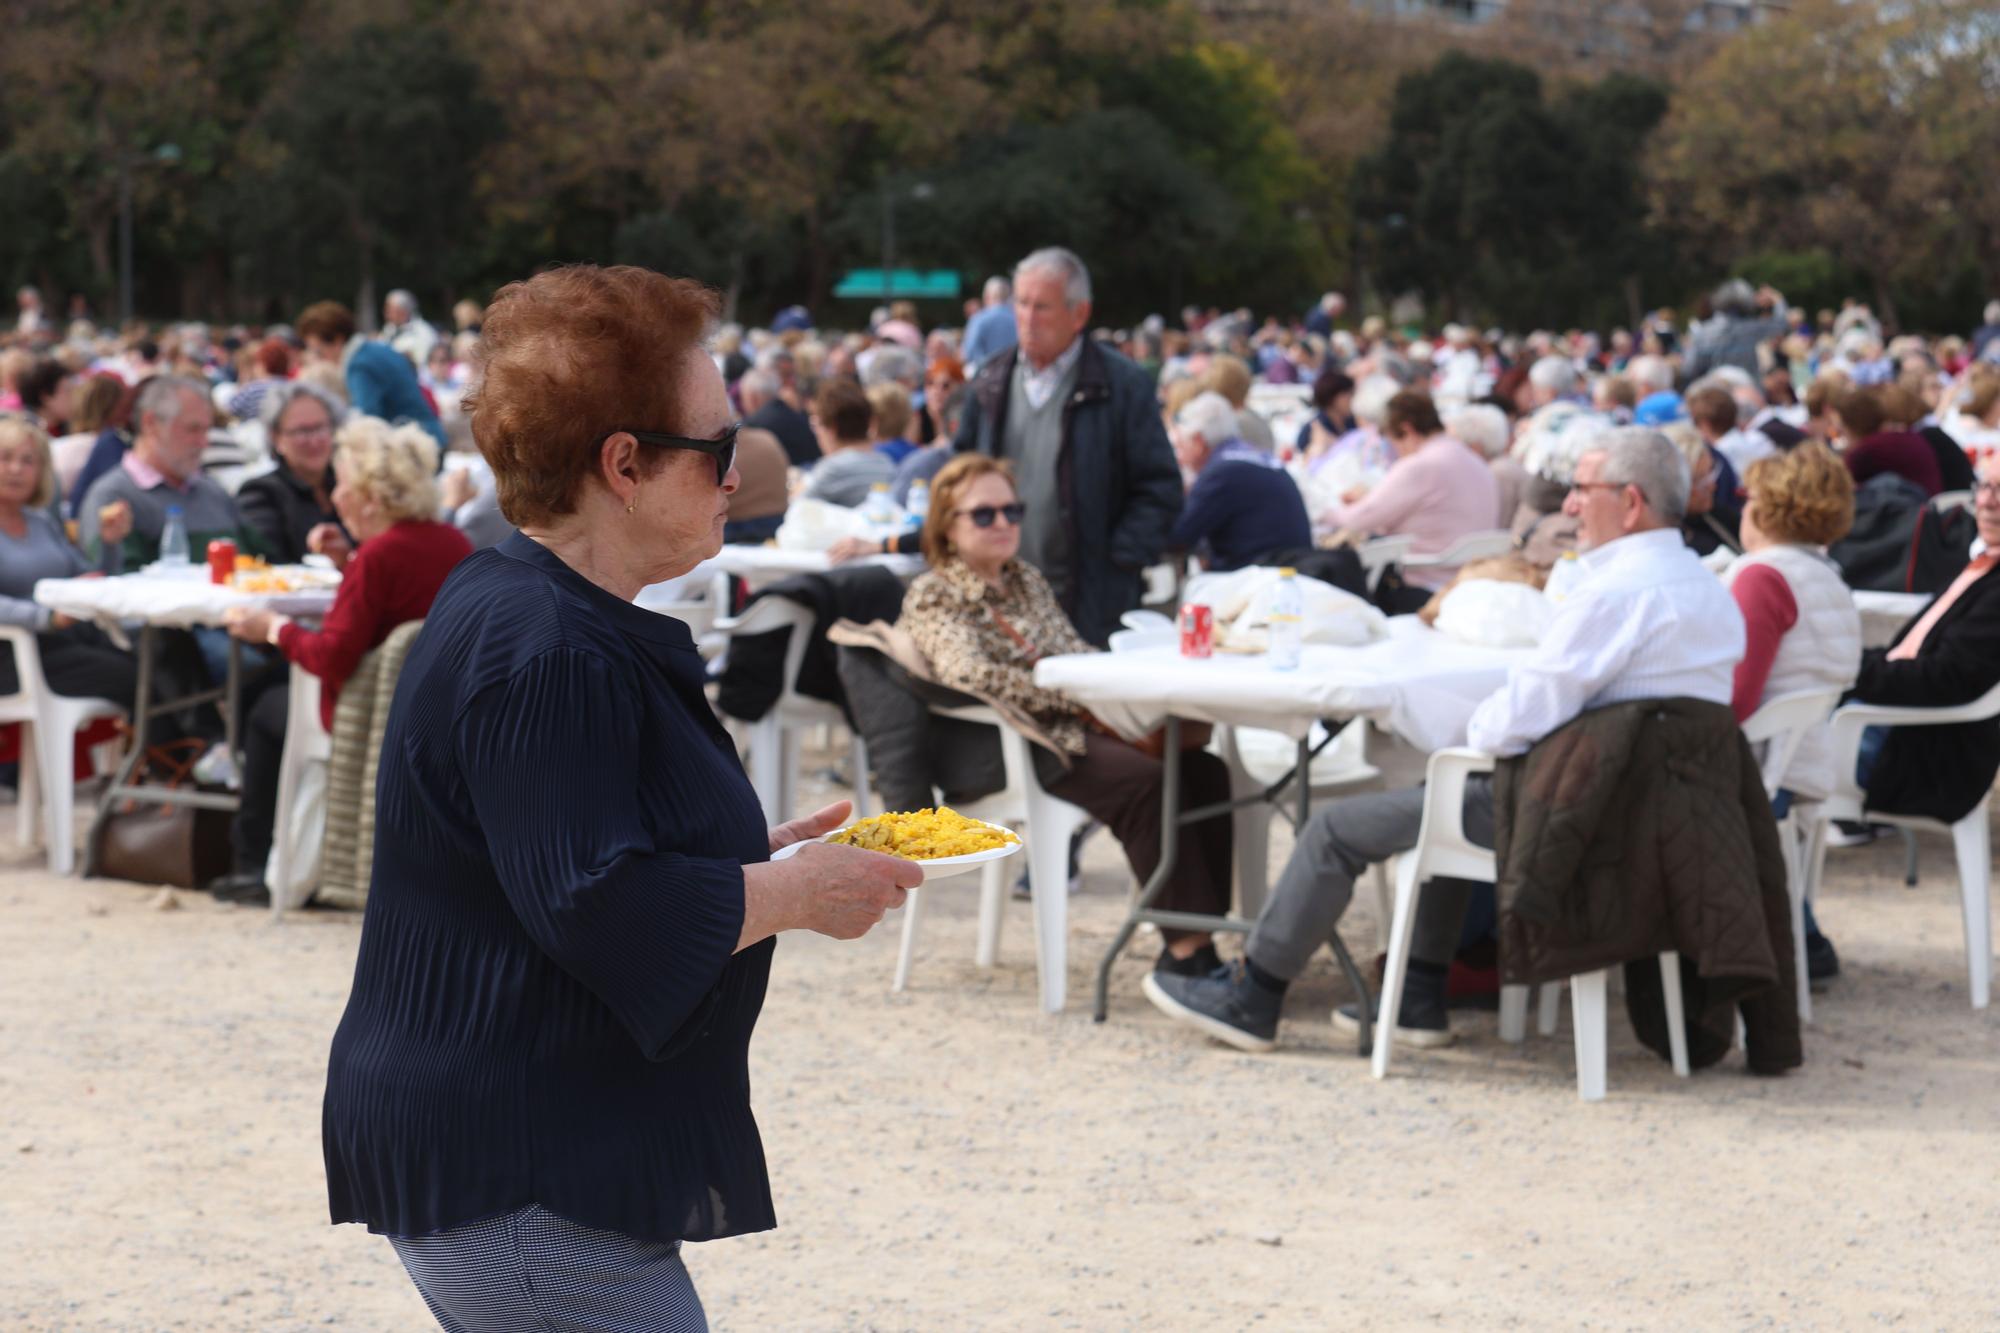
[871,483,890,492]
[1278,566,1296,577]
[167,505,184,516]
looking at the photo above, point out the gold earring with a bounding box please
[627,499,636,514]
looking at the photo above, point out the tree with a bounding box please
[1647,0,1961,332]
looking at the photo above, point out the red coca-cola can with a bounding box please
[1179,602,1214,658]
[207,538,237,585]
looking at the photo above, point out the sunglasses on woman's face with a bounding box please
[605,423,739,486]
[955,502,1025,529]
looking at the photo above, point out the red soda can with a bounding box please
[1179,602,1214,658]
[207,538,237,585]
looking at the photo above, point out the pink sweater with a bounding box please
[1326,435,1500,589]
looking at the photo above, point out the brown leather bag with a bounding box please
[94,740,235,888]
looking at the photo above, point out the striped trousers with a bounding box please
[387,1204,707,1332]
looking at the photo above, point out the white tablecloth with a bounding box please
[1852,589,1928,649]
[704,545,927,584]
[35,569,339,630]
[1034,617,1526,752]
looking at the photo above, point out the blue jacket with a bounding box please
[345,339,445,446]
[1169,440,1311,571]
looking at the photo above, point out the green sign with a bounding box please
[833,269,962,300]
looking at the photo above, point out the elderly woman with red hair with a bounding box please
[321,266,918,1331]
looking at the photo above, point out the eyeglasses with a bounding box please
[279,422,333,441]
[605,423,739,486]
[1976,481,2000,499]
[1567,480,1627,497]
[955,502,1025,528]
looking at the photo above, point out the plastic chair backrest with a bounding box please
[1933,490,1973,514]
[1419,529,1516,567]
[0,626,50,714]
[1740,687,1843,800]
[721,595,816,705]
[1414,746,1497,882]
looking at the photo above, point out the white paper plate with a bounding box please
[768,819,1022,881]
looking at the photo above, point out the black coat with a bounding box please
[954,339,1183,647]
[236,464,345,564]
[744,398,819,469]
[712,567,907,724]
[1854,560,2000,823]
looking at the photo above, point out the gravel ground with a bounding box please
[3,767,1997,1331]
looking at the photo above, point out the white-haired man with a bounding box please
[1524,354,1582,411]
[1147,428,1746,1052]
[952,247,1181,645]
[380,289,439,368]
[1167,391,1311,571]
[960,275,1016,374]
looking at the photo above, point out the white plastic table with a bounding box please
[35,568,339,879]
[1034,618,1527,1023]
[1852,590,1929,650]
[704,545,927,587]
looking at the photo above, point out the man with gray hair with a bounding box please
[1147,427,1747,1053]
[740,362,817,467]
[1166,390,1310,571]
[952,246,1181,644]
[79,375,245,573]
[959,274,1016,374]
[380,289,439,369]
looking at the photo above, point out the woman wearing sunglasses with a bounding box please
[321,265,919,1331]
[897,453,1234,978]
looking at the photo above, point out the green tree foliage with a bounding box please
[1352,53,1671,330]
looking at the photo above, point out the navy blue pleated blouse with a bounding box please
[323,531,775,1244]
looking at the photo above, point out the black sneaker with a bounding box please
[1154,942,1223,978]
[1825,820,1886,849]
[1142,959,1281,1052]
[206,871,270,906]
[1331,986,1454,1049]
[1805,931,1840,982]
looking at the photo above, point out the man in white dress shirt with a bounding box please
[1145,428,1746,1052]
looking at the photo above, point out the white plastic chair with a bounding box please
[1932,490,1973,514]
[0,626,126,875]
[267,669,332,912]
[1739,687,1846,1022]
[1354,535,1414,594]
[1375,746,1689,1101]
[1804,680,2000,1010]
[1400,528,1516,569]
[892,703,1093,1013]
[716,596,872,826]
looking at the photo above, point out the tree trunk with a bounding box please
[1623,274,1643,334]
[355,220,377,333]
[85,215,114,317]
[1870,268,1900,338]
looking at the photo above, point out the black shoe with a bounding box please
[1142,958,1281,1052]
[1805,931,1840,982]
[1154,942,1223,978]
[1825,820,1887,849]
[206,871,270,906]
[1331,974,1455,1049]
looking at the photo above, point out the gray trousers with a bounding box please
[1247,777,1495,981]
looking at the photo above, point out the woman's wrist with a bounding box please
[265,614,293,648]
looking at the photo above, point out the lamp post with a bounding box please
[879,180,935,303]
[116,142,183,325]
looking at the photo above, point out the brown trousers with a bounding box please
[1036,732,1234,942]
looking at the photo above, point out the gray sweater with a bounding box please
[0,509,109,631]
[77,459,242,574]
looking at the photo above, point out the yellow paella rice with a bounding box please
[827,807,1018,859]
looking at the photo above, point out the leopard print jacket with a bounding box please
[896,557,1095,756]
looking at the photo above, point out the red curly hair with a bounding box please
[466,265,719,526]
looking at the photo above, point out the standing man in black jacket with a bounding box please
[951,247,1182,646]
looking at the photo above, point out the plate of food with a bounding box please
[770,806,1022,881]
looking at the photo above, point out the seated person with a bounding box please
[1321,389,1499,607]
[1166,391,1310,572]
[0,416,176,742]
[237,382,353,566]
[1844,453,2000,833]
[866,383,919,467]
[897,454,1233,978]
[213,418,472,904]
[1835,383,1941,497]
[77,375,242,572]
[1686,382,1774,477]
[1444,403,1519,529]
[1294,369,1355,456]
[1665,422,1742,556]
[1723,444,1861,981]
[1146,428,1744,1051]
[801,378,893,507]
[723,423,789,545]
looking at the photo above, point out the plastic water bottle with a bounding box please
[158,505,190,567]
[903,479,930,535]
[1268,567,1303,671]
[860,483,901,543]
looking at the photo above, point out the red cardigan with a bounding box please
[275,519,472,730]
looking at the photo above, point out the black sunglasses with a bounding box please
[955,502,1025,528]
[605,423,739,486]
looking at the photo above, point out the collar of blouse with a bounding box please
[937,555,1024,605]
